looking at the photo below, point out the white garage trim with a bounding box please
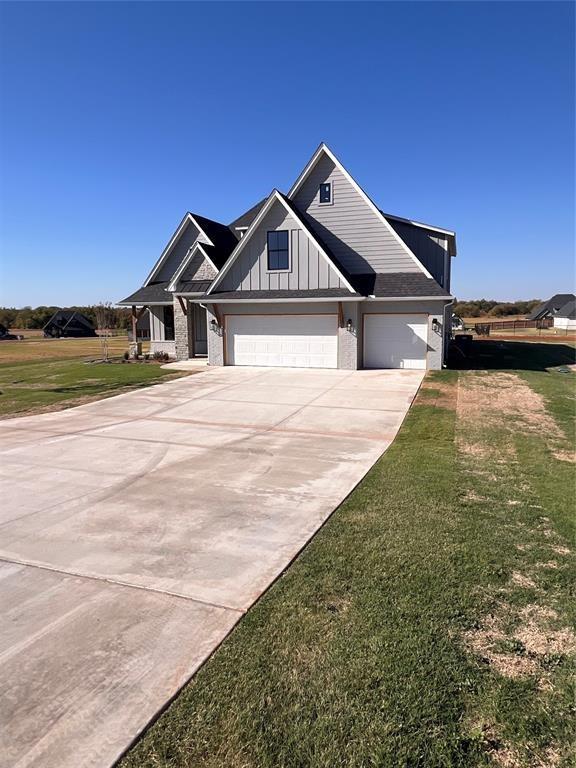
[225,314,338,369]
[363,313,428,370]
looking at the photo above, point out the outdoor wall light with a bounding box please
[346,318,353,332]
[432,318,441,333]
[209,318,219,332]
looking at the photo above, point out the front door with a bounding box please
[193,303,207,356]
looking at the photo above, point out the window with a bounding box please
[267,230,290,271]
[319,182,332,204]
[163,306,175,340]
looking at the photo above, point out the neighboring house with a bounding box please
[43,310,97,338]
[528,293,575,321]
[553,299,576,330]
[119,144,457,370]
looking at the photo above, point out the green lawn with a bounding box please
[121,340,575,768]
[0,358,184,417]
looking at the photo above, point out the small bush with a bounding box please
[123,351,129,360]
[152,351,170,362]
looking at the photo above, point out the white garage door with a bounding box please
[226,314,338,368]
[363,314,428,369]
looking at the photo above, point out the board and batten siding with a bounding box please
[387,220,449,289]
[292,153,420,275]
[153,220,206,283]
[218,200,345,291]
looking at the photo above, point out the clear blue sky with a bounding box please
[1,1,574,306]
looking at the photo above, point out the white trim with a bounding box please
[144,213,215,286]
[287,143,435,279]
[167,242,218,292]
[206,190,356,295]
[191,296,363,304]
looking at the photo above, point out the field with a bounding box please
[0,334,182,418]
[0,333,144,364]
[458,318,575,344]
[120,339,576,768]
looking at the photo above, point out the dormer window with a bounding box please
[319,182,332,204]
[267,230,290,271]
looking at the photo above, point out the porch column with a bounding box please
[173,295,189,361]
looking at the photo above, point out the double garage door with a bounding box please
[226,315,338,368]
[225,313,428,370]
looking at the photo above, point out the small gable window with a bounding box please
[267,230,290,271]
[319,182,332,204]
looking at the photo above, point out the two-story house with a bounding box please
[119,144,456,370]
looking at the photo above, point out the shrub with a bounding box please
[152,351,170,362]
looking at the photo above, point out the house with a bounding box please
[119,144,457,370]
[552,299,576,330]
[43,310,97,338]
[528,293,575,321]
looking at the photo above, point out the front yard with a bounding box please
[0,358,184,418]
[121,340,575,768]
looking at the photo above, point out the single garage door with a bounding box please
[226,314,338,368]
[363,314,428,369]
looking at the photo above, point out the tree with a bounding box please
[94,303,114,361]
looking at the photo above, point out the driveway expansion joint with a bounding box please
[0,556,244,614]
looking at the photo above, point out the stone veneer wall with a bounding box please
[173,296,190,360]
[337,302,360,370]
[207,305,224,366]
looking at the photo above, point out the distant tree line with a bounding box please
[0,305,133,330]
[453,299,541,318]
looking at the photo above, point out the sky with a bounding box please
[0,0,574,306]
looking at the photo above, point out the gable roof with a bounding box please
[144,212,235,286]
[228,198,268,234]
[528,293,576,320]
[43,310,95,331]
[206,189,356,295]
[167,242,220,293]
[287,143,435,279]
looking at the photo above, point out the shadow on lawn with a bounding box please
[449,339,576,372]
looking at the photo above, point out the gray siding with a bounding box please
[387,220,448,288]
[153,220,203,283]
[218,200,345,292]
[292,153,419,275]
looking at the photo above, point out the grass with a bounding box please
[0,332,182,417]
[0,334,145,364]
[120,340,575,768]
[0,358,183,417]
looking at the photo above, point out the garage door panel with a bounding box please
[226,315,338,369]
[364,314,428,370]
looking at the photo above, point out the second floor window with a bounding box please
[267,230,289,270]
[319,182,332,204]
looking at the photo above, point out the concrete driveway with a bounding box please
[0,365,424,768]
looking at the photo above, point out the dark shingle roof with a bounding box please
[352,272,451,298]
[118,282,172,305]
[228,198,268,235]
[557,299,576,319]
[177,280,213,294]
[528,294,576,320]
[201,288,359,301]
[189,216,238,269]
